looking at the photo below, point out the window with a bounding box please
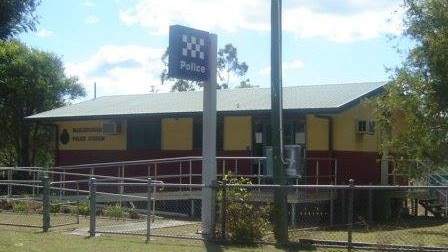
[284,120,305,145]
[217,118,224,150]
[127,121,161,150]
[193,120,202,149]
[356,119,375,135]
[192,118,223,150]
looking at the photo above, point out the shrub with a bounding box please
[105,204,125,219]
[0,199,13,210]
[12,201,28,213]
[218,173,271,242]
[60,205,71,214]
[128,202,140,219]
[76,204,89,216]
[50,204,61,214]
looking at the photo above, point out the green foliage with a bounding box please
[235,78,257,89]
[76,204,90,216]
[217,44,248,89]
[219,173,271,242]
[375,0,448,174]
[0,0,39,40]
[104,204,125,219]
[0,40,85,167]
[12,201,28,213]
[50,204,60,214]
[160,43,249,92]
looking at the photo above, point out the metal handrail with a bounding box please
[1,156,339,187]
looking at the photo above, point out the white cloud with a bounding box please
[119,0,268,35]
[35,28,54,38]
[118,0,404,42]
[283,4,404,42]
[259,59,304,76]
[285,60,304,70]
[85,15,101,24]
[65,45,170,99]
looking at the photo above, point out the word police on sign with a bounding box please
[168,25,209,81]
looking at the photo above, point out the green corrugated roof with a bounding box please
[26,82,386,121]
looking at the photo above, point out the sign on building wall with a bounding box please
[168,25,210,81]
[58,121,126,151]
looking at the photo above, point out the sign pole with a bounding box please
[271,0,288,245]
[201,33,217,239]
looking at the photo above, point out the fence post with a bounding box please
[7,168,12,197]
[42,176,51,232]
[89,177,96,238]
[445,187,448,217]
[330,184,334,226]
[368,183,373,223]
[347,179,354,252]
[146,178,152,243]
[221,179,227,240]
[341,182,346,223]
[76,181,80,224]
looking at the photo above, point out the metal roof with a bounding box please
[26,82,386,121]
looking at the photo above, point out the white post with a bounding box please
[201,33,217,239]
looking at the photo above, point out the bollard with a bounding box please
[347,179,354,252]
[146,178,152,243]
[89,178,96,237]
[42,176,51,232]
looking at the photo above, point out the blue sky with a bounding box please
[19,0,410,100]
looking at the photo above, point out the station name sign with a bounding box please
[168,25,209,82]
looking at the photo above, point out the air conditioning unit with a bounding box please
[356,119,375,135]
[103,121,121,135]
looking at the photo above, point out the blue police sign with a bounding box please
[168,25,210,82]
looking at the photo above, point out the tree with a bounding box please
[217,44,248,89]
[0,40,85,167]
[235,78,258,88]
[160,43,249,92]
[0,0,39,40]
[375,0,448,173]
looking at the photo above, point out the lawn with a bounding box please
[0,226,313,252]
[1,211,448,251]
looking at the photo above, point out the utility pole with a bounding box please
[271,0,288,245]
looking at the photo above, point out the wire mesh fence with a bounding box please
[3,165,448,251]
[295,184,448,251]
[88,179,203,241]
[93,180,148,237]
[0,167,45,228]
[48,185,80,227]
[216,182,448,251]
[149,183,202,239]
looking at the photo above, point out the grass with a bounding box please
[1,211,448,251]
[289,217,448,248]
[0,226,296,252]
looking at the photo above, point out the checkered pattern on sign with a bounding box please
[182,34,205,59]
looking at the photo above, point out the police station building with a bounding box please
[27,81,388,185]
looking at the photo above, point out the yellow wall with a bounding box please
[333,102,379,152]
[162,118,193,150]
[307,102,380,152]
[224,116,252,151]
[57,120,126,150]
[306,115,329,151]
